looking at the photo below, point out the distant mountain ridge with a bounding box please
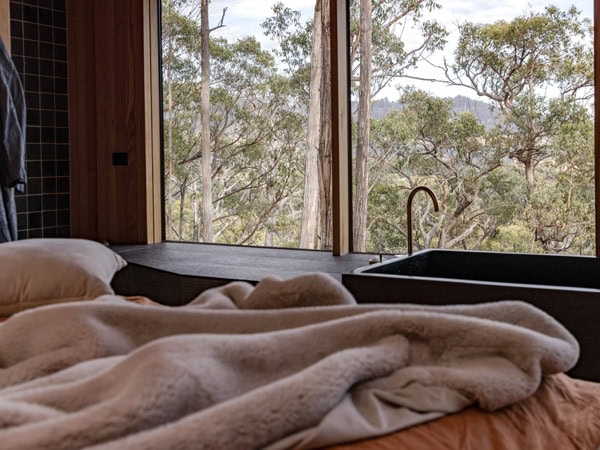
[357,95,499,129]
[449,95,498,129]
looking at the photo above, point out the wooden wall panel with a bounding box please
[94,0,142,243]
[0,0,9,52]
[67,1,99,240]
[68,0,161,244]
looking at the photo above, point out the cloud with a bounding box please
[211,0,313,21]
[200,0,592,99]
[209,0,314,48]
[436,0,592,25]
[390,0,593,99]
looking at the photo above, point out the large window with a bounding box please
[352,0,595,255]
[161,0,595,255]
[161,0,322,248]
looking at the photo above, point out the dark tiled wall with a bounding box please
[9,0,70,239]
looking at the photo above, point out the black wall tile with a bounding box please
[27,178,41,195]
[42,193,56,209]
[26,160,41,177]
[54,0,65,12]
[10,2,23,20]
[28,228,43,238]
[27,211,42,228]
[11,0,70,239]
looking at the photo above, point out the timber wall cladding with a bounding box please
[68,0,160,244]
[10,0,70,239]
[1,0,9,51]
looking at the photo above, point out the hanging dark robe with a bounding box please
[0,34,26,242]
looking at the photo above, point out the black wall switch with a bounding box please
[112,152,129,166]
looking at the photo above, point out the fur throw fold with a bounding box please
[0,273,579,449]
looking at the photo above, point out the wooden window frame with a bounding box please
[151,0,600,255]
[63,0,599,255]
[331,0,352,255]
[595,0,600,253]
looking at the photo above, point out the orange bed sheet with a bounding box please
[327,372,600,450]
[2,297,598,449]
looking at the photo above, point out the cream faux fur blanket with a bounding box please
[0,273,579,449]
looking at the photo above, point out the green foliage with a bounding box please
[367,183,406,253]
[480,223,534,253]
[452,6,592,185]
[162,0,305,245]
[364,74,594,256]
[261,3,313,100]
[454,6,592,101]
[162,0,595,255]
[348,0,448,95]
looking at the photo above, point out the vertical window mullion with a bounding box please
[595,0,600,255]
[331,0,352,255]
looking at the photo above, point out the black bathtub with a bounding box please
[342,249,600,381]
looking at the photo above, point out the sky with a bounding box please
[207,0,593,100]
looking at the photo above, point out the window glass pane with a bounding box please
[161,0,332,249]
[351,0,595,255]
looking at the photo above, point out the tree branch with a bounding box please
[209,7,227,32]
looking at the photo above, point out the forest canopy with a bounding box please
[161,0,594,255]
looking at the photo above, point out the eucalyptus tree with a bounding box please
[264,0,447,250]
[162,0,203,239]
[368,89,510,253]
[353,0,373,253]
[163,1,307,245]
[198,0,227,242]
[162,0,226,242]
[367,94,594,254]
[526,103,594,253]
[350,0,447,251]
[447,6,593,195]
[444,6,594,254]
[186,36,306,246]
[263,3,327,249]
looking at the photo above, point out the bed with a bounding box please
[0,238,599,449]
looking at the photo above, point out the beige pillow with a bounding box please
[0,238,127,316]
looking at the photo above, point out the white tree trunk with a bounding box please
[200,0,213,242]
[192,179,200,241]
[178,181,186,240]
[318,0,332,250]
[353,0,372,251]
[165,30,174,240]
[299,0,323,249]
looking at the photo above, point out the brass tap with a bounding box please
[407,186,439,255]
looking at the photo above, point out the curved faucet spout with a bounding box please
[407,186,439,256]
